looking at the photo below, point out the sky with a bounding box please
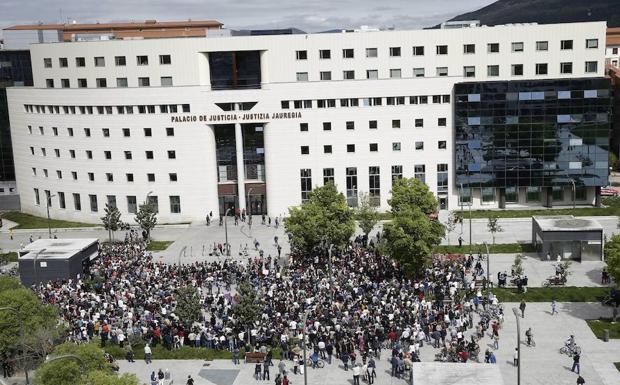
[0,0,496,33]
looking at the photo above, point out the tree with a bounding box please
[234,280,264,344]
[87,371,140,385]
[388,178,438,215]
[382,178,444,277]
[487,215,503,245]
[444,211,458,245]
[356,192,380,239]
[512,254,525,276]
[33,360,82,385]
[101,203,123,241]
[135,202,157,241]
[174,286,203,329]
[285,183,355,254]
[604,234,620,287]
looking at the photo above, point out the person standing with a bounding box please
[571,353,580,374]
[263,360,270,381]
[551,300,558,315]
[458,236,463,247]
[577,375,585,384]
[513,347,518,366]
[352,364,361,385]
[519,300,526,318]
[186,375,194,385]
[525,328,533,346]
[367,357,376,384]
[144,344,152,364]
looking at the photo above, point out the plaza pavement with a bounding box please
[115,303,620,385]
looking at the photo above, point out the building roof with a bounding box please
[19,238,98,260]
[4,20,223,31]
[608,27,620,45]
[533,216,603,232]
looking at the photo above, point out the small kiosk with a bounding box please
[532,216,603,261]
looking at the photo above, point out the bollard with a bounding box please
[603,329,609,342]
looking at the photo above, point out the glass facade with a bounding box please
[214,125,237,182]
[455,78,610,191]
[208,51,261,90]
[242,124,265,181]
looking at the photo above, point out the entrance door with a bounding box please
[248,194,267,215]
[218,195,238,215]
[439,197,448,210]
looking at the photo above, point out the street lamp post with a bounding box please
[32,248,47,288]
[246,188,254,236]
[512,307,521,385]
[569,179,576,210]
[0,306,29,384]
[301,311,309,385]
[484,241,490,284]
[459,183,472,251]
[177,246,187,267]
[45,193,57,239]
[224,208,232,256]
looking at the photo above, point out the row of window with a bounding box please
[28,126,175,138]
[43,55,172,69]
[300,140,447,155]
[24,104,190,115]
[298,118,447,132]
[29,146,178,160]
[295,39,599,61]
[32,169,178,183]
[45,76,174,88]
[459,88,609,103]
[458,186,588,204]
[283,95,451,110]
[300,164,448,203]
[295,61,599,81]
[33,189,181,214]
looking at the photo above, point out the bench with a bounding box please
[245,352,266,363]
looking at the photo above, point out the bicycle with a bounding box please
[559,344,581,356]
[305,358,325,368]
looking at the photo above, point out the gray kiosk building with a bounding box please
[532,216,603,261]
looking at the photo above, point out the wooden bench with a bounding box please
[245,352,266,363]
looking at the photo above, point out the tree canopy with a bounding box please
[604,234,620,287]
[101,203,123,241]
[356,192,380,237]
[382,178,444,276]
[174,286,203,329]
[135,202,157,240]
[285,183,355,254]
[234,280,264,331]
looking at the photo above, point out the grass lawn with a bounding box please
[615,362,620,372]
[492,287,610,303]
[1,211,96,229]
[586,318,620,340]
[0,252,18,263]
[103,342,282,360]
[146,241,174,251]
[436,243,535,254]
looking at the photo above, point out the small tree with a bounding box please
[604,234,620,287]
[101,203,123,241]
[135,202,157,241]
[356,192,380,239]
[234,280,264,344]
[512,254,525,276]
[174,286,203,329]
[444,211,457,245]
[487,215,503,245]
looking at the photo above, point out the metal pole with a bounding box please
[247,188,253,236]
[178,246,187,267]
[484,241,490,284]
[571,180,576,209]
[0,307,29,384]
[33,248,46,288]
[512,307,521,385]
[46,198,51,239]
[302,311,308,385]
[469,200,472,250]
[224,208,231,256]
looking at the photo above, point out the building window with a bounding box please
[159,54,171,64]
[347,144,355,153]
[585,61,598,73]
[482,187,495,203]
[102,128,110,138]
[436,45,448,55]
[319,49,331,59]
[511,42,524,52]
[438,140,447,149]
[296,72,308,82]
[536,63,548,75]
[320,71,332,81]
[585,38,598,49]
[511,64,524,76]
[346,167,358,207]
[45,79,54,88]
[346,121,355,130]
[505,187,518,203]
[116,78,128,87]
[464,44,475,54]
[560,62,573,74]
[71,171,77,180]
[438,118,447,126]
[414,164,425,184]
[69,149,75,158]
[392,119,400,129]
[323,145,332,154]
[126,173,134,182]
[366,48,378,58]
[104,151,112,159]
[389,47,401,57]
[57,192,66,209]
[369,120,378,129]
[323,168,334,185]
[561,40,573,50]
[115,56,126,66]
[169,196,181,213]
[415,141,424,150]
[147,173,155,182]
[415,118,423,128]
[300,169,312,202]
[552,186,564,202]
[121,128,130,137]
[369,143,378,152]
[145,150,154,159]
[77,78,87,88]
[437,164,448,193]
[464,66,475,77]
[322,122,332,131]
[536,41,548,51]
[144,128,152,136]
[88,172,94,181]
[391,165,403,181]
[296,50,307,60]
[138,77,150,87]
[33,188,40,205]
[161,77,173,87]
[59,57,68,67]
[137,55,149,65]
[390,69,401,78]
[167,150,176,159]
[342,48,354,58]
[413,68,425,77]
[147,195,159,212]
[301,146,309,155]
[368,166,381,206]
[89,194,98,212]
[392,142,401,151]
[526,187,540,202]
[75,57,85,67]
[366,70,378,79]
[124,151,132,160]
[106,173,113,182]
[487,43,499,53]
[300,123,308,132]
[127,196,137,214]
[436,67,448,76]
[73,193,81,210]
[169,173,178,182]
[94,57,105,67]
[61,79,70,88]
[343,70,355,80]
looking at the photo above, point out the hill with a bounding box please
[448,0,619,27]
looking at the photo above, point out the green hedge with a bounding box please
[146,241,174,251]
[586,318,620,340]
[0,252,18,263]
[1,211,96,229]
[492,287,610,303]
[435,243,536,254]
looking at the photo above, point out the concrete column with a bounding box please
[545,187,553,208]
[235,122,246,211]
[498,188,506,209]
[595,186,601,207]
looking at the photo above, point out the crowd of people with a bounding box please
[27,232,512,383]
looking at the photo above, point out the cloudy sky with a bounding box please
[0,0,496,32]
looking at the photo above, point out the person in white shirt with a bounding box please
[144,344,152,364]
[352,364,361,385]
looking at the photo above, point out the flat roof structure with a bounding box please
[532,216,603,261]
[19,238,99,259]
[533,216,604,232]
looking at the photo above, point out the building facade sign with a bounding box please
[171,111,302,123]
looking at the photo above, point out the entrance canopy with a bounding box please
[532,216,603,261]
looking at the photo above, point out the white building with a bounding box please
[6,21,610,223]
[607,27,620,67]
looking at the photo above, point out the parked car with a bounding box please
[601,187,619,196]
